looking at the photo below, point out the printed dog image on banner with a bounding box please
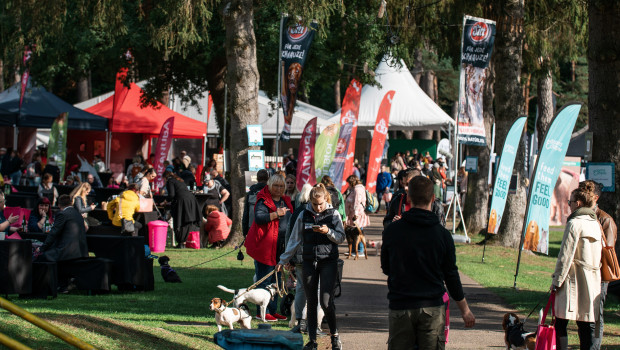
[279,17,318,141]
[457,15,496,146]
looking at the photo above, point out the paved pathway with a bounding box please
[326,212,514,349]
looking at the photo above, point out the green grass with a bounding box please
[0,248,296,349]
[456,227,620,346]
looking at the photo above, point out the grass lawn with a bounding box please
[0,248,297,349]
[456,227,620,347]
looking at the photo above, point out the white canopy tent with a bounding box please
[328,56,455,131]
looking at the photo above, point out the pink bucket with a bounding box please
[148,220,168,253]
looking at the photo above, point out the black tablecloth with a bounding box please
[0,240,33,294]
[22,261,57,298]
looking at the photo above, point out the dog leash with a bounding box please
[181,238,246,270]
[522,291,551,326]
[224,268,290,307]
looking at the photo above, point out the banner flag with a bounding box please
[296,117,318,191]
[48,113,68,180]
[487,116,526,234]
[154,117,175,190]
[279,17,318,141]
[19,46,33,109]
[457,15,496,146]
[366,91,395,193]
[521,103,582,254]
[329,123,354,191]
[314,123,340,182]
[339,79,362,192]
[113,68,129,121]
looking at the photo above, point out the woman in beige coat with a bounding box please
[551,184,602,349]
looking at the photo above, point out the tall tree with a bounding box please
[588,0,620,223]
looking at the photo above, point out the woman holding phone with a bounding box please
[277,183,345,350]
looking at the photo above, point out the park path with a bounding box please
[324,212,515,349]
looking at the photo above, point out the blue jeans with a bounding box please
[358,228,364,254]
[294,263,306,320]
[254,260,279,315]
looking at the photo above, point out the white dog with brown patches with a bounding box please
[210,298,252,331]
[217,284,279,322]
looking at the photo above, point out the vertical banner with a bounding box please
[328,123,354,191]
[314,123,340,182]
[366,91,395,193]
[487,117,526,234]
[153,117,175,190]
[19,46,33,109]
[457,15,496,146]
[279,17,318,141]
[339,79,362,191]
[112,50,133,126]
[48,113,68,180]
[296,117,318,191]
[521,103,582,255]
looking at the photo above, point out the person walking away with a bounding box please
[244,174,292,322]
[277,184,345,350]
[163,172,201,247]
[457,167,468,207]
[203,205,231,248]
[431,163,444,202]
[376,165,393,213]
[384,169,420,227]
[242,169,270,237]
[106,184,142,236]
[38,173,59,206]
[345,175,369,257]
[382,176,475,349]
[551,183,602,349]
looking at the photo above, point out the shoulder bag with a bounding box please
[535,292,556,350]
[600,223,620,282]
[119,198,135,234]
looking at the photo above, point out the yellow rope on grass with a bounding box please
[0,332,32,350]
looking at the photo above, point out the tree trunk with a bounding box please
[334,79,341,111]
[588,0,620,224]
[76,75,90,102]
[536,70,554,149]
[0,60,4,92]
[462,62,495,235]
[492,0,526,248]
[204,54,228,140]
[522,73,531,116]
[412,48,423,84]
[221,0,260,246]
[415,70,435,140]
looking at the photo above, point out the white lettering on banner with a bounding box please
[281,50,307,59]
[545,139,563,152]
[387,93,394,104]
[461,52,490,63]
[375,119,388,135]
[300,125,314,181]
[504,144,515,155]
[352,81,360,92]
[341,111,357,127]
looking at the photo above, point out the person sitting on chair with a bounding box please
[106,183,142,236]
[36,194,88,262]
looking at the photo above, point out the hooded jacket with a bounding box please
[106,190,141,227]
[245,186,293,266]
[381,208,464,310]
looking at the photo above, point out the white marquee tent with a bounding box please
[328,56,455,131]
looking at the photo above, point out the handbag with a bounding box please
[119,198,135,234]
[535,292,556,350]
[600,223,620,282]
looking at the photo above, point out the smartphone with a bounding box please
[312,225,321,230]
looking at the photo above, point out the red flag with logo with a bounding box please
[112,68,129,122]
[153,117,175,191]
[296,117,318,191]
[19,46,33,109]
[366,91,395,193]
[339,79,362,192]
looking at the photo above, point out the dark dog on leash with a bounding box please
[345,223,368,260]
[158,256,182,283]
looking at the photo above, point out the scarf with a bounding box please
[567,206,596,222]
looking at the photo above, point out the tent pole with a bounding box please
[13,126,18,150]
[105,131,111,170]
[275,14,285,159]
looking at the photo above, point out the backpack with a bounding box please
[245,192,259,237]
[326,186,341,209]
[365,189,378,213]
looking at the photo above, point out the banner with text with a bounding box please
[339,79,362,191]
[296,117,318,191]
[457,15,496,146]
[329,123,353,191]
[521,103,582,255]
[314,123,340,183]
[153,117,175,190]
[366,91,395,193]
[280,17,318,141]
[487,117,526,234]
[48,113,68,180]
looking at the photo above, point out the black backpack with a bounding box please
[326,186,341,209]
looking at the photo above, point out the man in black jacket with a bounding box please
[242,169,270,236]
[381,176,475,349]
[38,194,88,262]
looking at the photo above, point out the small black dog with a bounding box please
[158,256,182,283]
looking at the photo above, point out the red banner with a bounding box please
[112,68,129,121]
[339,79,362,192]
[296,117,318,191]
[366,91,395,193]
[19,46,33,109]
[154,117,175,190]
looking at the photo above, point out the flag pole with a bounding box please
[275,14,286,160]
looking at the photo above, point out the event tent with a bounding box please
[0,80,108,130]
[328,56,455,131]
[84,82,206,138]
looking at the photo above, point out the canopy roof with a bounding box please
[84,83,206,138]
[329,56,455,131]
[0,80,109,130]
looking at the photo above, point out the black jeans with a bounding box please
[303,259,338,341]
[556,317,595,350]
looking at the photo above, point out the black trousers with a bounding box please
[302,259,338,341]
[556,317,595,350]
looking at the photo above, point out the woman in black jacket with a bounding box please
[164,171,201,247]
[277,184,345,350]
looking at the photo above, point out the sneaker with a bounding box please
[255,314,278,322]
[331,334,342,350]
[300,319,308,333]
[272,313,287,320]
[316,328,328,337]
[291,319,304,333]
[302,341,318,350]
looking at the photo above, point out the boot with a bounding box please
[557,336,568,350]
[302,340,317,350]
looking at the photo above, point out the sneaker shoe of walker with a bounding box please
[272,313,287,320]
[331,334,342,350]
[255,314,278,322]
[302,340,318,350]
